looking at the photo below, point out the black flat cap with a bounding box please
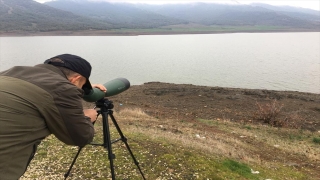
[44,54,92,94]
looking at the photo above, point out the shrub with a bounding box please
[283,112,306,129]
[254,100,284,127]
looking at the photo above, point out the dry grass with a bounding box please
[117,108,320,161]
[115,108,320,175]
[210,120,320,159]
[117,108,151,119]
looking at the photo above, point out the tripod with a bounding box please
[64,99,146,180]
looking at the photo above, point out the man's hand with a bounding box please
[92,84,107,93]
[83,109,98,123]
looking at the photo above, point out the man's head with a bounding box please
[44,54,92,94]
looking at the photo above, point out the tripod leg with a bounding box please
[108,112,146,180]
[64,147,83,180]
[101,111,116,180]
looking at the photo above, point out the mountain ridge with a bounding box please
[0,0,319,35]
[0,0,113,32]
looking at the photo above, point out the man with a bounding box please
[0,54,106,179]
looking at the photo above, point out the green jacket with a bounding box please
[0,64,94,180]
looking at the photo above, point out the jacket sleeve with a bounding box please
[42,84,94,147]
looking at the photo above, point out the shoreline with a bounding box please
[142,82,320,95]
[1,29,319,37]
[109,82,320,131]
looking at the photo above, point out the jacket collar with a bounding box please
[34,64,68,79]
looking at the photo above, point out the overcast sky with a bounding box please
[34,0,320,11]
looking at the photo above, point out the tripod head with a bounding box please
[95,98,114,110]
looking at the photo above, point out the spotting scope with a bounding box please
[83,78,130,102]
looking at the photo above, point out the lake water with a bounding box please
[0,32,319,94]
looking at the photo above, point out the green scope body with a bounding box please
[83,78,130,102]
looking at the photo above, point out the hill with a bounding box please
[0,0,112,33]
[0,0,319,35]
[44,0,185,29]
[136,3,319,28]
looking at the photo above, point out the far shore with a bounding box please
[1,29,319,37]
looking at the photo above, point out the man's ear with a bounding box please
[68,75,82,83]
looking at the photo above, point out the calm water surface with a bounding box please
[0,32,319,93]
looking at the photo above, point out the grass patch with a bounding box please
[313,137,320,144]
[222,159,256,179]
